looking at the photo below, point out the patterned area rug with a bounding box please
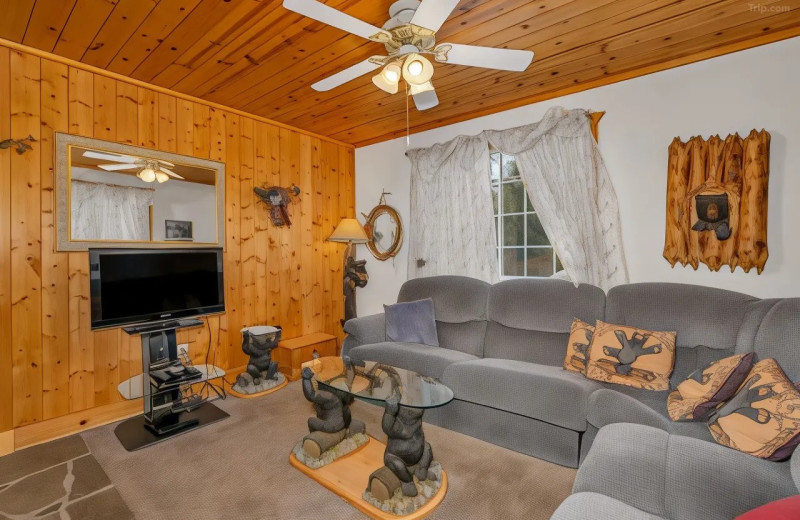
[0,435,133,520]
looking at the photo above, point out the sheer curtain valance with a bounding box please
[406,106,628,291]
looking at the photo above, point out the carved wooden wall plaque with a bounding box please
[663,129,770,274]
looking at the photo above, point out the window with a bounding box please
[491,151,561,277]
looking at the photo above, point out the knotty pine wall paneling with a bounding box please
[0,44,354,441]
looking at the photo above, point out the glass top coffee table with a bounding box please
[297,356,453,516]
[310,356,454,409]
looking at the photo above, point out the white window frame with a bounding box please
[491,151,558,279]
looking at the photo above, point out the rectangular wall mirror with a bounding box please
[55,133,225,251]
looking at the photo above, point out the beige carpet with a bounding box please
[81,381,575,520]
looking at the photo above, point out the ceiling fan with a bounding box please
[83,150,185,184]
[282,0,534,110]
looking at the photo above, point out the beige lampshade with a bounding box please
[328,218,368,243]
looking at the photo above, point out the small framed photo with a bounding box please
[165,220,193,241]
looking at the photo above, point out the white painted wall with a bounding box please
[355,37,800,315]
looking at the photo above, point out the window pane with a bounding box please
[527,248,554,276]
[494,216,499,246]
[556,255,564,273]
[490,153,501,182]
[503,215,524,246]
[526,213,549,245]
[491,183,499,213]
[525,190,534,213]
[503,248,524,276]
[502,181,524,214]
[502,154,519,179]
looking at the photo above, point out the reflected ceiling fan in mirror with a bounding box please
[83,150,185,183]
[282,0,534,111]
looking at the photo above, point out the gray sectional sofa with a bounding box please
[342,275,800,519]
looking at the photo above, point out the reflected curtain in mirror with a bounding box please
[70,180,154,241]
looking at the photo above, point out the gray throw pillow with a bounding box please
[384,298,439,346]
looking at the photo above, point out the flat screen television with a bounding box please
[89,248,225,330]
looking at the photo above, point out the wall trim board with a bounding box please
[13,399,142,451]
[0,430,13,456]
[353,27,800,148]
[0,38,354,150]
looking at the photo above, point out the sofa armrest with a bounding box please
[342,313,385,356]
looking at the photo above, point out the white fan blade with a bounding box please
[160,167,184,180]
[98,164,139,171]
[157,159,175,167]
[283,0,392,42]
[411,0,460,32]
[312,58,382,91]
[434,43,533,71]
[83,150,138,163]
[412,89,439,111]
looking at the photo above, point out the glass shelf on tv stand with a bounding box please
[117,364,226,400]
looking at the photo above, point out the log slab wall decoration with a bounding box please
[663,129,770,274]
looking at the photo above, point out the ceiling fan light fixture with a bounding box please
[138,167,156,183]
[372,63,401,94]
[402,53,434,85]
[383,63,401,83]
[155,171,169,183]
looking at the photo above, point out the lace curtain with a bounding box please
[406,134,499,282]
[71,180,154,241]
[406,106,628,291]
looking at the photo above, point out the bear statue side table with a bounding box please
[229,326,288,398]
[290,357,453,519]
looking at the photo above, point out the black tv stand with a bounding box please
[114,320,229,451]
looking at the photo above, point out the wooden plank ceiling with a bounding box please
[2,0,799,147]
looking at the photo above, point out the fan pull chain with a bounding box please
[406,83,410,147]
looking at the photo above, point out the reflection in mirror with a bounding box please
[56,133,225,251]
[70,146,216,242]
[371,212,398,253]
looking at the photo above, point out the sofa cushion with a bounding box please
[346,342,477,380]
[585,321,676,391]
[586,387,714,442]
[483,279,605,365]
[441,358,602,431]
[575,423,796,520]
[753,299,800,381]
[563,318,594,375]
[667,352,755,422]
[708,358,800,461]
[605,283,772,351]
[384,298,439,346]
[551,492,667,520]
[398,276,490,357]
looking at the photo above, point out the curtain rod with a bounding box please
[71,178,156,191]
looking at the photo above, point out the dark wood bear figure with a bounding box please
[382,393,435,497]
[242,329,279,385]
[301,366,353,434]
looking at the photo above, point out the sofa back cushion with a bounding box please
[606,283,777,386]
[484,279,605,365]
[753,298,800,382]
[398,276,489,357]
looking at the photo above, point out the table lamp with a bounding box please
[328,218,370,324]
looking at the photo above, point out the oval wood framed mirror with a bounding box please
[363,205,403,261]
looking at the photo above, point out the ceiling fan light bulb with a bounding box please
[408,60,423,76]
[372,72,399,94]
[138,167,156,183]
[383,66,400,83]
[155,171,169,183]
[402,54,434,85]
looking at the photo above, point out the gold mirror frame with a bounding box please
[363,205,403,261]
[55,132,226,251]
